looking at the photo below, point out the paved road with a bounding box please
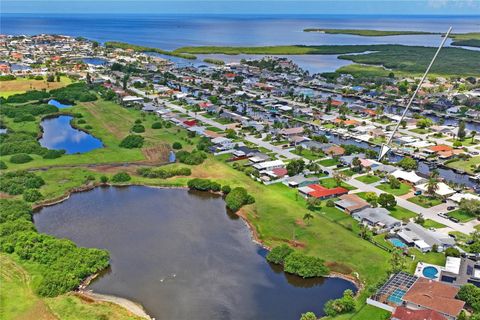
[244,134,301,160]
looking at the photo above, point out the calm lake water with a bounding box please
[34,186,356,320]
[48,99,72,109]
[39,115,103,154]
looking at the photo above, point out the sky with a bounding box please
[2,0,480,14]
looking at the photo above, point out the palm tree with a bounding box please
[426,175,440,198]
[303,212,314,226]
[333,171,347,187]
[471,131,477,143]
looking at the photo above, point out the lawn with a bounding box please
[407,195,443,208]
[376,182,411,196]
[317,158,340,167]
[338,169,357,177]
[446,155,480,174]
[389,206,417,220]
[0,76,72,98]
[448,138,480,147]
[448,209,476,222]
[292,148,325,161]
[319,177,357,190]
[409,128,430,135]
[355,174,381,184]
[422,219,447,229]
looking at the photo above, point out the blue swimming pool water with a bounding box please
[49,99,72,109]
[422,266,439,279]
[387,289,406,305]
[389,238,407,248]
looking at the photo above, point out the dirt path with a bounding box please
[77,291,152,320]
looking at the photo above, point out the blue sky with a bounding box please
[2,0,480,14]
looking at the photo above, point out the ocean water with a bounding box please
[2,14,479,50]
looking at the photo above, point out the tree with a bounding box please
[459,198,480,216]
[172,142,183,150]
[351,157,362,172]
[286,159,305,176]
[364,192,378,207]
[444,247,461,257]
[471,130,477,143]
[390,249,406,273]
[426,175,439,197]
[266,245,293,265]
[332,171,347,187]
[458,121,467,140]
[306,197,321,211]
[303,212,314,225]
[457,284,480,312]
[378,193,396,209]
[416,118,433,129]
[388,175,401,189]
[300,312,317,320]
[295,145,304,155]
[398,157,417,171]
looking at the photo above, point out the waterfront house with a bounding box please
[392,170,426,186]
[335,194,371,214]
[402,277,464,320]
[415,182,455,198]
[323,145,345,157]
[392,306,448,320]
[396,222,455,252]
[253,160,285,171]
[352,207,401,233]
[298,184,348,200]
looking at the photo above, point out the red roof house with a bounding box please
[183,120,197,127]
[306,184,348,199]
[392,307,447,320]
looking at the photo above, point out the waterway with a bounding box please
[39,115,103,154]
[34,186,357,320]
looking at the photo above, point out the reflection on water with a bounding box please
[34,186,356,320]
[39,115,103,154]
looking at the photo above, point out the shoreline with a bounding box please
[34,181,363,291]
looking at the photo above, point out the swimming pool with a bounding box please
[387,289,406,305]
[422,266,439,279]
[389,238,407,248]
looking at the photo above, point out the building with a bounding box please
[396,222,455,253]
[335,194,371,214]
[286,175,320,188]
[392,306,447,320]
[392,170,427,186]
[352,207,401,233]
[298,184,348,200]
[415,182,456,198]
[402,278,464,320]
[252,160,285,171]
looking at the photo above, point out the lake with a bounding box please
[39,115,103,154]
[48,99,72,109]
[34,186,357,320]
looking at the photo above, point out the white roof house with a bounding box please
[397,222,455,252]
[252,160,284,171]
[449,192,480,203]
[416,182,456,197]
[392,170,426,185]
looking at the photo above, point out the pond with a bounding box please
[48,99,72,109]
[39,115,103,154]
[34,186,356,320]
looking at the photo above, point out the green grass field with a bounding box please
[448,209,476,223]
[376,182,411,196]
[446,156,480,174]
[422,219,447,229]
[317,158,340,167]
[355,175,381,184]
[319,177,357,190]
[303,28,434,36]
[407,195,443,208]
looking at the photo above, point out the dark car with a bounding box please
[449,217,460,223]
[447,206,456,211]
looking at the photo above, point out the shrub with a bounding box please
[0,161,7,170]
[300,312,317,320]
[0,171,45,195]
[42,149,65,159]
[137,167,191,179]
[283,252,329,278]
[77,119,86,124]
[135,119,142,124]
[10,153,33,164]
[23,189,43,202]
[266,244,293,265]
[187,178,221,192]
[119,135,144,148]
[458,284,480,312]
[111,172,131,183]
[172,142,183,150]
[326,200,335,207]
[84,125,93,130]
[221,185,231,194]
[324,289,356,317]
[176,150,207,165]
[225,187,255,212]
[151,122,162,129]
[100,175,109,183]
[444,247,461,257]
[131,124,145,133]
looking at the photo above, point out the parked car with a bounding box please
[447,206,456,211]
[438,212,448,218]
[449,217,460,223]
[414,190,422,196]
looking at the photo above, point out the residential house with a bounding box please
[352,207,401,233]
[298,184,348,200]
[392,170,427,186]
[323,145,345,157]
[252,160,285,171]
[396,222,455,252]
[402,277,464,320]
[286,175,320,188]
[335,194,371,214]
[392,306,447,320]
[415,182,456,198]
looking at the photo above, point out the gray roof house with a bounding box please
[396,222,455,252]
[286,175,320,188]
[352,208,401,233]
